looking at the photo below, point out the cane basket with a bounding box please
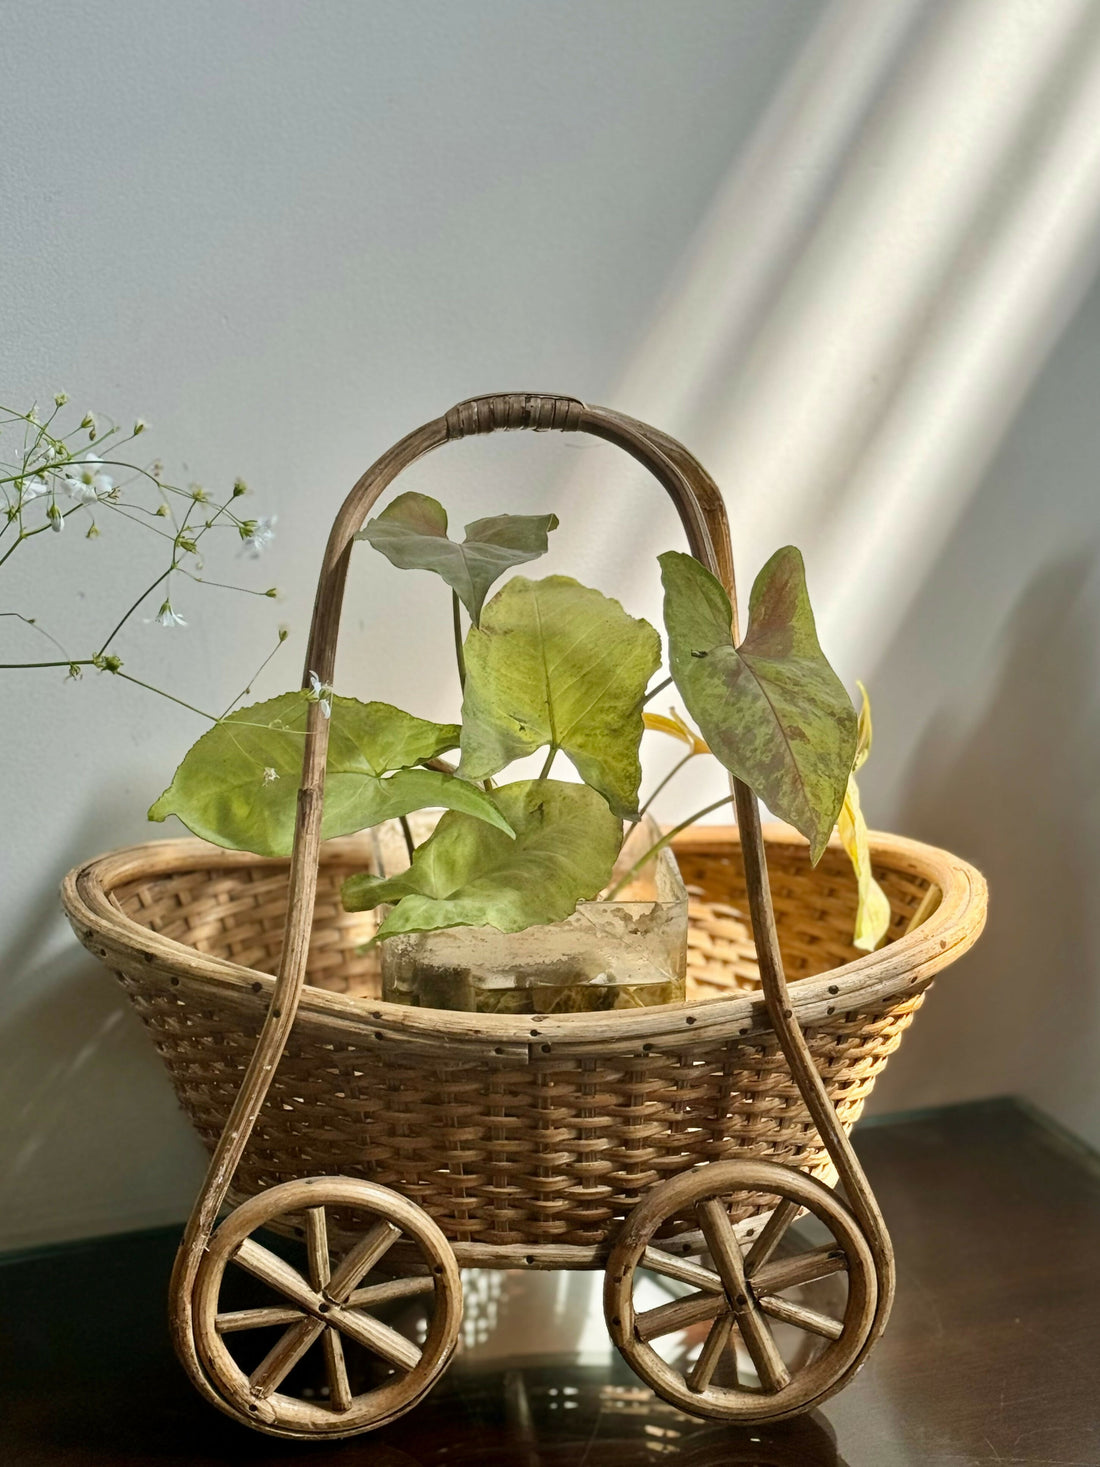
[62,820,984,1256]
[60,394,989,1437]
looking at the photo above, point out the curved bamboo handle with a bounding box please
[171,393,894,1409]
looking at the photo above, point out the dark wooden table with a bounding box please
[3,1099,1097,1467]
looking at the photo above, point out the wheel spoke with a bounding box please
[329,1304,422,1372]
[697,1198,790,1394]
[636,1289,726,1342]
[216,1306,302,1334]
[758,1294,844,1341]
[686,1312,735,1392]
[752,1244,847,1295]
[346,1275,436,1310]
[249,1316,326,1398]
[744,1199,802,1277]
[323,1327,353,1412]
[326,1219,403,1303]
[305,1206,331,1291]
[641,1245,724,1293]
[233,1238,317,1312]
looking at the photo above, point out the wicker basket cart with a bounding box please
[63,395,986,1440]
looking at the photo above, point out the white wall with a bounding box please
[3,1,1095,1254]
[859,268,1100,1149]
[0,0,823,1249]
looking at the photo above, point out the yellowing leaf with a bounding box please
[853,677,873,771]
[643,708,709,755]
[836,683,891,952]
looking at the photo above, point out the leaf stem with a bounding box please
[625,749,696,843]
[538,744,558,780]
[399,815,416,863]
[643,674,674,706]
[452,589,466,692]
[604,793,733,899]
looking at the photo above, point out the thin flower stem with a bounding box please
[180,571,274,597]
[95,567,172,656]
[111,669,220,722]
[0,658,93,669]
[604,793,733,900]
[0,612,72,659]
[452,590,466,691]
[219,632,288,718]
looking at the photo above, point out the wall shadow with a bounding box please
[867,549,1098,1133]
[0,801,205,1249]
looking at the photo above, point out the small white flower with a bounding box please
[241,514,277,558]
[262,766,279,784]
[21,475,50,501]
[48,504,64,532]
[307,670,333,718]
[155,600,187,627]
[64,453,115,503]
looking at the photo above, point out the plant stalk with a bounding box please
[452,590,466,692]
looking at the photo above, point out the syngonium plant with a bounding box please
[150,491,891,951]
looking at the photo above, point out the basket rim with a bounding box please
[61,824,986,1056]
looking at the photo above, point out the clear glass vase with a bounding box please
[373,815,688,1015]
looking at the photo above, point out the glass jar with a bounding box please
[374,815,688,1015]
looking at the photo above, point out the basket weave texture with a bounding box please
[63,825,984,1250]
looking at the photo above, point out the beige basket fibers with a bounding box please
[62,822,985,1257]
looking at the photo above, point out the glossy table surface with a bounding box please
[2,1099,1098,1467]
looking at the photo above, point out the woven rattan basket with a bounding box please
[63,822,981,1255]
[60,394,987,1437]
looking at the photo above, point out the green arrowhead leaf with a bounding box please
[342,779,622,938]
[458,575,662,820]
[149,691,512,857]
[659,548,856,863]
[355,490,559,623]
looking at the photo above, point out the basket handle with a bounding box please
[303,394,739,688]
[173,394,893,1370]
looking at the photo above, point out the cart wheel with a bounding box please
[605,1160,877,1424]
[192,1177,461,1439]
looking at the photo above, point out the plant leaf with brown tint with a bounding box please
[837,681,891,951]
[660,548,857,863]
[355,491,559,623]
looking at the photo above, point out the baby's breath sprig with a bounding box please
[0,397,284,722]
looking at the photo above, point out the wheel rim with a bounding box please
[605,1160,877,1423]
[193,1177,461,1437]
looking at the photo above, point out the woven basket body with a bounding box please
[63,823,984,1256]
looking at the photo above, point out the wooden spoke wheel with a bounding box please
[193,1177,461,1439]
[604,1160,877,1424]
